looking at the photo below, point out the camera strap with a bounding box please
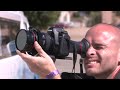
[72,42,77,73]
[80,58,83,73]
[72,42,83,74]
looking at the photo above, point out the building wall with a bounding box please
[101,11,113,24]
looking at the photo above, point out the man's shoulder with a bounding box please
[61,72,95,79]
[114,69,120,79]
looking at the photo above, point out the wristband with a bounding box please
[46,70,60,79]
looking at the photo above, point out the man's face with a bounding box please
[84,29,120,78]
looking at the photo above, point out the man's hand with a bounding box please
[16,41,61,79]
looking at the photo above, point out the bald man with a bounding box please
[84,23,120,79]
[16,23,120,79]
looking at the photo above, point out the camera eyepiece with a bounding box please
[79,38,90,58]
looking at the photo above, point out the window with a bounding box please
[0,18,20,59]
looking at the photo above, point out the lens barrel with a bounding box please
[15,29,37,53]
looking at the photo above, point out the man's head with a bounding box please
[84,23,120,79]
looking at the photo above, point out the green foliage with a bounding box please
[87,11,101,27]
[72,12,80,18]
[113,11,120,16]
[23,11,60,30]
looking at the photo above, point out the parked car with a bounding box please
[0,11,39,79]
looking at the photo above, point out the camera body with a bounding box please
[46,26,70,58]
[15,26,90,59]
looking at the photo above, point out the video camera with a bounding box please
[15,26,90,59]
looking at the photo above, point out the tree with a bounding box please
[87,11,101,26]
[23,11,60,30]
[114,11,120,16]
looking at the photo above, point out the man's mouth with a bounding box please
[85,57,100,64]
[87,60,99,64]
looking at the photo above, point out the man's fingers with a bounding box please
[34,41,46,56]
[16,50,33,63]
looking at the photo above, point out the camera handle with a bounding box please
[53,29,59,45]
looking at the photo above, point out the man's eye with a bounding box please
[94,46,103,49]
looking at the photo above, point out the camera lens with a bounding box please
[16,30,27,51]
[15,29,37,52]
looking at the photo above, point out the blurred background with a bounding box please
[23,11,120,74]
[23,11,120,29]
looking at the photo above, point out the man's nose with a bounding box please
[86,46,96,57]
